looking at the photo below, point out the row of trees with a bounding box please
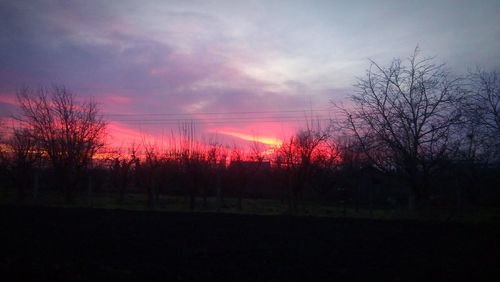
[0,86,341,211]
[0,49,499,212]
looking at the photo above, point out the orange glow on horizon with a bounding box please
[105,121,294,158]
[219,131,283,146]
[106,122,155,149]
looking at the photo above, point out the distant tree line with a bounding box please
[0,49,499,215]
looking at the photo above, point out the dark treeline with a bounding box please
[0,49,499,216]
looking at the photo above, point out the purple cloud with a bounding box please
[1,0,498,149]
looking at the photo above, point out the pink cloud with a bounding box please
[106,121,147,149]
[0,94,18,106]
[102,95,132,105]
[0,4,334,152]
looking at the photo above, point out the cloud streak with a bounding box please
[1,0,499,149]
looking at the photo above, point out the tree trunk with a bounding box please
[154,179,160,206]
[203,188,208,209]
[32,170,39,201]
[87,174,93,207]
[63,175,75,204]
[237,191,242,211]
[287,173,293,212]
[354,182,359,213]
[119,185,125,205]
[369,182,373,217]
[408,189,416,211]
[147,186,154,208]
[189,195,195,210]
[216,169,222,212]
[16,169,27,202]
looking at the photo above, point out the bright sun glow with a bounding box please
[219,131,282,146]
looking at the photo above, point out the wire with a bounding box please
[109,119,333,125]
[0,108,337,136]
[105,108,332,117]
[111,115,331,121]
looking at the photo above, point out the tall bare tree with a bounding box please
[464,69,500,162]
[337,48,464,209]
[16,86,106,202]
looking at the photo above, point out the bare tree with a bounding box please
[142,140,160,208]
[276,121,330,212]
[109,145,139,205]
[7,128,41,201]
[16,86,106,202]
[309,136,342,196]
[229,146,246,210]
[177,120,204,210]
[464,69,500,162]
[0,121,8,190]
[336,48,464,210]
[206,138,226,210]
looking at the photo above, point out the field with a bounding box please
[2,190,500,223]
[1,205,499,281]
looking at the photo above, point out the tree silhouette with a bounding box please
[464,69,500,162]
[337,48,464,210]
[8,128,40,201]
[276,122,330,212]
[16,86,106,202]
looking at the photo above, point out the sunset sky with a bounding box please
[1,0,499,150]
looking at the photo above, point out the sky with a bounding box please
[1,0,499,151]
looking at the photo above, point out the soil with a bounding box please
[0,206,498,281]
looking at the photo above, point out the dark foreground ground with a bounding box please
[0,206,499,281]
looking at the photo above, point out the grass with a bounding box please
[1,189,499,224]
